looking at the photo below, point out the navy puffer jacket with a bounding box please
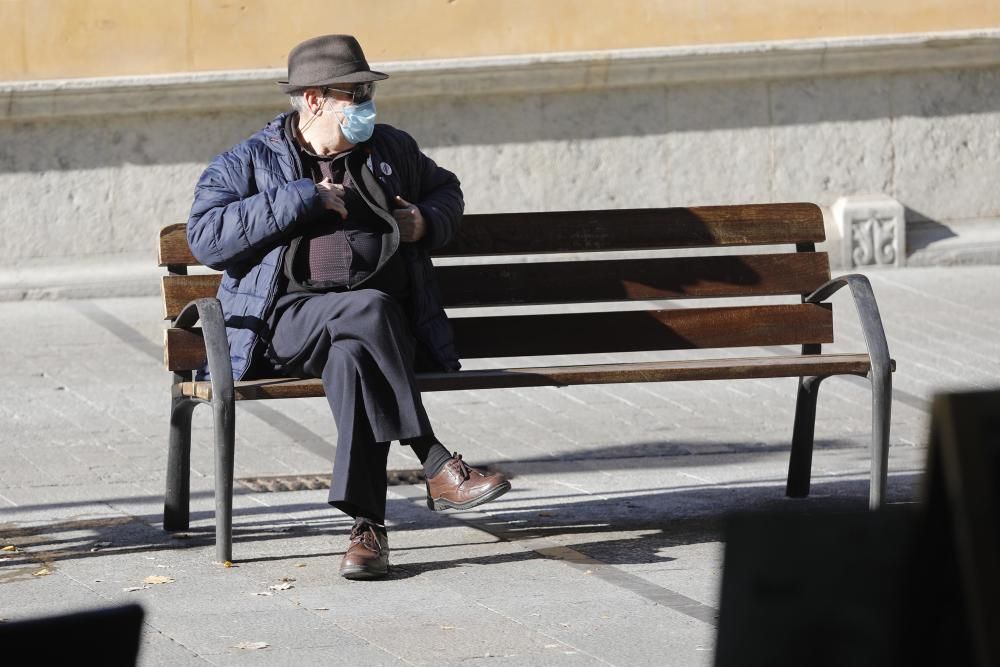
[187,112,463,380]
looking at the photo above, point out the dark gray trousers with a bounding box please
[265,289,435,522]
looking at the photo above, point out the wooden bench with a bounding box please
[159,202,895,562]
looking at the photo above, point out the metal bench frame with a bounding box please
[160,203,895,562]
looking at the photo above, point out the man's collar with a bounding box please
[281,112,348,159]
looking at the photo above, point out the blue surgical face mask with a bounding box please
[337,100,376,144]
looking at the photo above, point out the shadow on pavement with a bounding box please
[1,471,921,579]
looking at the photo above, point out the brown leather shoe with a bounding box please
[425,453,511,511]
[339,520,389,580]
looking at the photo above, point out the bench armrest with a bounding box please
[175,298,234,401]
[805,274,892,374]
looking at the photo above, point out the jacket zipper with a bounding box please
[241,119,303,380]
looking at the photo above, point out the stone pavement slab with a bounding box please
[1,265,998,665]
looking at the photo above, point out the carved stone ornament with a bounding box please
[832,195,906,268]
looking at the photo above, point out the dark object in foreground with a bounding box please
[923,389,1000,667]
[714,507,955,667]
[0,603,144,666]
[716,388,1000,667]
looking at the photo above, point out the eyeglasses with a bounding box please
[323,82,376,105]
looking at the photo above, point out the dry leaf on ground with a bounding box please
[268,582,293,591]
[279,576,296,582]
[232,642,269,650]
[1,545,17,552]
[32,568,52,577]
[253,592,273,597]
[142,575,175,585]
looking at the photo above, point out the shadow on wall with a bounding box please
[904,204,958,253]
[382,66,1000,148]
[1,67,999,173]
[0,108,283,174]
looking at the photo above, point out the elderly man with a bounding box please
[187,34,509,580]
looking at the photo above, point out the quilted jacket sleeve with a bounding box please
[388,129,463,251]
[187,147,318,271]
[415,150,464,251]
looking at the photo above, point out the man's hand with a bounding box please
[393,196,426,242]
[317,177,348,219]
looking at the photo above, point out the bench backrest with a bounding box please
[160,203,832,373]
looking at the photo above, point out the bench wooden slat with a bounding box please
[451,304,833,358]
[161,253,830,319]
[414,353,887,391]
[436,203,824,257]
[162,275,222,319]
[164,304,834,371]
[175,353,879,400]
[164,328,207,371]
[158,203,824,267]
[159,224,197,267]
[436,252,830,307]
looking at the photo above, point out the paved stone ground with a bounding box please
[1,265,998,665]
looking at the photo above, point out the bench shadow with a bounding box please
[476,436,867,468]
[374,472,922,580]
[2,469,920,582]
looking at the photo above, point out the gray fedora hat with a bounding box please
[277,34,388,93]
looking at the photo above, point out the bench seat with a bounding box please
[176,353,889,401]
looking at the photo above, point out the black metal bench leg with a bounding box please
[786,374,824,498]
[171,298,237,561]
[868,367,892,510]
[165,394,197,531]
[212,395,236,563]
[804,275,893,509]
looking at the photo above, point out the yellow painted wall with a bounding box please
[3,0,999,80]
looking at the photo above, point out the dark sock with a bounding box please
[353,516,384,529]
[404,436,453,477]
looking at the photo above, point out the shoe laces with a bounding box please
[448,452,471,481]
[349,522,382,553]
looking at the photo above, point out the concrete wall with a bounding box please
[3,0,1000,80]
[1,31,999,263]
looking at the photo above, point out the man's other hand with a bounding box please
[317,178,348,219]
[393,196,427,242]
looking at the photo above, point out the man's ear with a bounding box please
[304,87,324,114]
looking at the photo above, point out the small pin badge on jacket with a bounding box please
[380,162,393,176]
